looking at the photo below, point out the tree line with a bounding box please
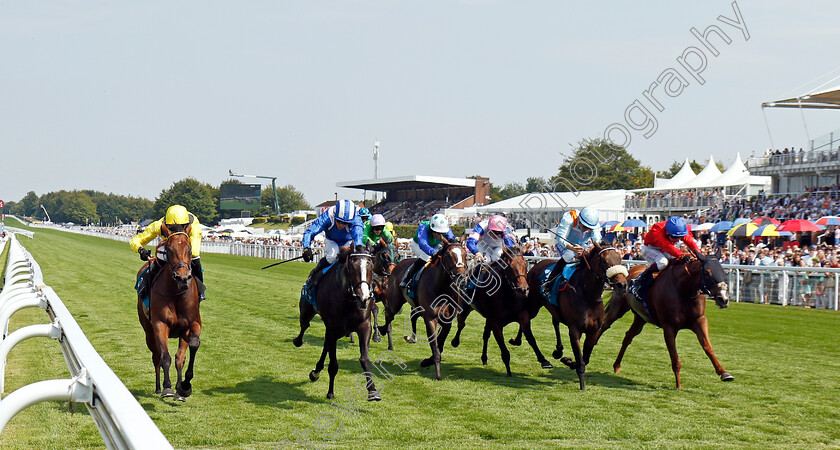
[2,178,311,226]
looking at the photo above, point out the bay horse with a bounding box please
[370,242,399,344]
[513,243,628,390]
[450,247,553,375]
[591,249,733,389]
[292,246,380,400]
[137,222,201,400]
[414,241,468,380]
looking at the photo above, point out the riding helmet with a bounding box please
[578,206,599,229]
[165,205,190,225]
[333,200,357,224]
[665,216,688,237]
[430,214,450,234]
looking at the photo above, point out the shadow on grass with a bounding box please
[203,375,317,409]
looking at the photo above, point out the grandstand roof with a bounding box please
[476,189,626,213]
[763,85,840,110]
[337,175,476,191]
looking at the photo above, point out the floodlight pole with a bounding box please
[39,204,51,223]
[229,170,280,216]
[373,141,380,203]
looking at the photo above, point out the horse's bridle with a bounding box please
[152,231,193,297]
[435,244,466,281]
[347,252,374,303]
[498,250,528,293]
[582,247,628,287]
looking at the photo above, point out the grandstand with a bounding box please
[336,175,490,224]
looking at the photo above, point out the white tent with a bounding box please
[679,156,723,189]
[475,189,627,222]
[651,158,696,190]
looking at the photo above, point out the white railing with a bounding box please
[0,234,172,449]
[524,256,840,309]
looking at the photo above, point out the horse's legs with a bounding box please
[519,317,552,369]
[480,322,491,365]
[613,314,646,374]
[450,308,472,348]
[386,322,394,351]
[691,315,733,382]
[326,330,340,399]
[348,332,355,344]
[509,326,523,346]
[420,317,444,380]
[179,322,201,398]
[490,322,512,377]
[357,320,380,401]
[293,297,316,348]
[173,337,188,398]
[371,303,382,343]
[663,325,682,390]
[591,292,630,352]
[153,322,174,397]
[310,340,329,382]
[582,330,600,367]
[562,328,586,390]
[551,315,564,360]
[411,313,420,343]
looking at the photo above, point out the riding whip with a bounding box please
[261,255,306,270]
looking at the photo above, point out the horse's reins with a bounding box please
[581,247,629,286]
[347,252,374,301]
[151,232,193,297]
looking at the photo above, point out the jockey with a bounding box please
[466,215,516,263]
[400,214,457,288]
[130,205,206,301]
[628,216,700,299]
[301,200,365,296]
[363,213,394,250]
[541,206,601,295]
[358,207,372,225]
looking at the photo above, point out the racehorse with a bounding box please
[414,241,468,380]
[590,249,733,389]
[293,246,381,400]
[450,247,553,375]
[513,243,628,390]
[137,223,202,400]
[370,242,399,344]
[377,257,421,351]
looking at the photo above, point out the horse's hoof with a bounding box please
[481,356,488,366]
[368,391,381,401]
[174,395,186,402]
[293,337,303,347]
[309,370,320,382]
[161,388,175,398]
[721,372,734,382]
[509,338,521,346]
[326,391,334,399]
[404,335,417,344]
[552,349,563,360]
[451,338,460,348]
[560,357,576,369]
[613,364,621,374]
[154,389,161,395]
[176,382,192,398]
[420,357,435,368]
[373,334,382,344]
[541,361,554,369]
[506,370,512,377]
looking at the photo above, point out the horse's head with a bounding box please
[696,249,728,308]
[499,246,529,295]
[588,242,629,292]
[161,222,193,291]
[434,238,467,280]
[346,245,374,310]
[373,243,399,276]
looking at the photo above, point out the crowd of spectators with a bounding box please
[699,185,840,223]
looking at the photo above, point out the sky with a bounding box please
[2,0,840,207]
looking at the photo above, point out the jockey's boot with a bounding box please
[192,258,206,301]
[400,258,425,289]
[305,258,331,298]
[541,259,568,297]
[629,265,657,300]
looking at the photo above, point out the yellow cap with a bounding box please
[165,205,190,225]
[385,222,394,232]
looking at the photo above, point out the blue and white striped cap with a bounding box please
[334,200,357,223]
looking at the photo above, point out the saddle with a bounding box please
[628,272,660,326]
[538,262,578,306]
[403,265,426,304]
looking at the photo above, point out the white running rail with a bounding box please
[0,234,172,449]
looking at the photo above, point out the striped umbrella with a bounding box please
[816,216,840,226]
[727,222,758,237]
[750,224,789,237]
[751,216,781,226]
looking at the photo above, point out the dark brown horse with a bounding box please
[370,242,399,344]
[293,246,380,400]
[450,247,553,375]
[591,249,733,389]
[414,241,468,380]
[137,223,202,400]
[377,257,422,351]
[514,243,628,390]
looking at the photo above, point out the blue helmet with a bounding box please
[333,200,357,224]
[665,216,688,237]
[578,206,599,229]
[359,207,371,218]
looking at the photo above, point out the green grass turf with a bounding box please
[1,217,839,448]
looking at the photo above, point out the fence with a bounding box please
[0,233,172,449]
[30,221,839,309]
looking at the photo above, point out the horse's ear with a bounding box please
[714,247,722,260]
[592,241,601,252]
[160,222,170,237]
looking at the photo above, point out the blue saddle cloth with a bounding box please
[405,266,425,301]
[538,263,577,306]
[301,261,337,310]
[135,265,151,310]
